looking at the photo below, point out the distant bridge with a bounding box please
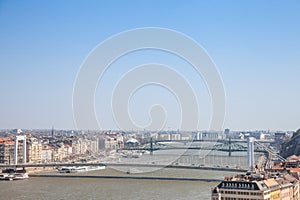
[141,139,274,145]
[121,145,267,153]
[123,138,269,156]
[0,162,247,173]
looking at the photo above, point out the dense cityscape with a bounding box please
[2,128,300,199]
[1,1,300,200]
[0,128,292,165]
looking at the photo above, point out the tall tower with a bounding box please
[51,126,54,138]
[247,137,255,171]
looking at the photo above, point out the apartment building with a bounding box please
[212,172,300,200]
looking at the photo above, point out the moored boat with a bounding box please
[12,173,29,180]
[58,167,77,173]
[0,168,29,181]
[87,165,106,171]
[0,173,13,181]
[58,165,106,173]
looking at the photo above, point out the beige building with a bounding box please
[27,137,42,163]
[212,173,300,200]
[50,144,66,162]
[98,133,124,150]
[0,139,14,164]
[276,178,294,200]
[99,137,118,150]
[86,139,98,154]
[284,174,300,200]
[73,138,88,155]
[41,144,52,163]
[211,180,270,200]
[264,178,280,200]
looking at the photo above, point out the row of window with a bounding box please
[221,190,262,196]
[220,198,271,200]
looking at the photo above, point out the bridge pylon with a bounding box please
[228,137,232,157]
[150,137,153,155]
[14,135,27,166]
[247,137,255,171]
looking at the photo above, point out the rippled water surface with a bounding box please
[1,150,253,200]
[0,167,237,200]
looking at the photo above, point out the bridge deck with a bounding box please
[0,162,247,173]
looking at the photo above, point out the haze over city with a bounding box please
[0,1,299,131]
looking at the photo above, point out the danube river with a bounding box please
[0,167,237,200]
[1,148,254,199]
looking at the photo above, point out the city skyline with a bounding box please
[0,1,300,130]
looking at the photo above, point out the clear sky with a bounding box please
[0,0,299,131]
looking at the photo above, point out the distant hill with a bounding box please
[280,129,300,158]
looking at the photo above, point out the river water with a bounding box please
[0,167,237,200]
[1,149,254,200]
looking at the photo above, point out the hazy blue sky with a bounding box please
[0,1,299,131]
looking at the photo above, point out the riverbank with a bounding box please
[25,167,57,174]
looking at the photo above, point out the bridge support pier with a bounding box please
[228,137,232,157]
[150,138,153,155]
